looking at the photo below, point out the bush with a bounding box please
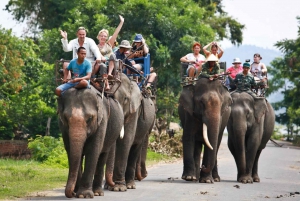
[28,135,68,168]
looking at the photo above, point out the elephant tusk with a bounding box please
[203,123,213,150]
[120,126,124,139]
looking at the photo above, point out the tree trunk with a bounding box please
[45,117,51,136]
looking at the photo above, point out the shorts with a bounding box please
[186,65,198,75]
[57,80,90,94]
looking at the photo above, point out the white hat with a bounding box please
[232,58,241,64]
[206,54,218,62]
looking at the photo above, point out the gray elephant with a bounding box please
[103,73,156,191]
[227,92,275,183]
[58,86,123,198]
[178,78,232,183]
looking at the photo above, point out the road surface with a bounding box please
[23,136,300,201]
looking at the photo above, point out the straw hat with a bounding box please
[206,54,218,62]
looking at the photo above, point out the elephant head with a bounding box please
[58,87,106,198]
[229,92,268,127]
[179,79,232,150]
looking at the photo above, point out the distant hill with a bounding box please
[222,45,282,67]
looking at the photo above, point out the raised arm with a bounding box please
[203,42,212,57]
[141,38,149,54]
[217,43,224,59]
[60,30,73,52]
[107,15,124,47]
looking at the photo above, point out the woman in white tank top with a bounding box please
[250,53,267,80]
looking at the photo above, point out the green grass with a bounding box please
[146,149,173,166]
[0,150,171,200]
[0,159,67,200]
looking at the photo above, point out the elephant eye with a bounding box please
[86,116,93,124]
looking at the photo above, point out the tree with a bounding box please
[268,17,300,132]
[0,27,58,139]
[5,0,245,131]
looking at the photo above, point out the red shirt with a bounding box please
[227,65,243,79]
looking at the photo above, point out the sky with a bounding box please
[220,0,300,49]
[0,0,299,50]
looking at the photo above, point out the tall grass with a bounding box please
[0,159,67,200]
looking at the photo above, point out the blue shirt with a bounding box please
[67,59,92,79]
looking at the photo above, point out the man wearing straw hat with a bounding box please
[200,54,220,80]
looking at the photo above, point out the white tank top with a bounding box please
[251,63,266,79]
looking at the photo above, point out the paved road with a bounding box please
[23,136,300,201]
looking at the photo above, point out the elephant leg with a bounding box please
[93,152,109,196]
[199,146,215,183]
[227,133,239,180]
[194,141,202,180]
[182,116,199,181]
[76,135,104,198]
[240,132,261,184]
[126,143,143,189]
[110,114,139,192]
[135,134,149,181]
[252,149,262,182]
[104,143,116,189]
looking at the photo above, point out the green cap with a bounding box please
[243,62,250,68]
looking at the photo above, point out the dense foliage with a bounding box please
[1,0,244,138]
[268,17,300,135]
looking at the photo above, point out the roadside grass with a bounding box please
[0,150,171,200]
[0,159,67,200]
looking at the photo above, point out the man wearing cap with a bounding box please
[233,62,258,96]
[200,54,220,80]
[108,40,133,77]
[225,58,243,90]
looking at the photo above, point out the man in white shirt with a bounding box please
[60,27,103,78]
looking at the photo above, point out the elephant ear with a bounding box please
[220,89,232,116]
[57,97,65,125]
[129,82,141,114]
[179,86,194,116]
[254,98,268,123]
[97,95,104,126]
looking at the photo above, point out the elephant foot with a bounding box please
[76,189,94,198]
[238,175,253,184]
[181,175,197,181]
[213,177,221,182]
[108,181,127,192]
[135,171,143,181]
[126,180,136,189]
[212,172,221,182]
[199,175,214,183]
[93,187,104,196]
[252,174,260,182]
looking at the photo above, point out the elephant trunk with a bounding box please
[203,123,213,150]
[65,127,86,198]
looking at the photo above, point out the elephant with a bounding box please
[57,86,123,198]
[178,77,232,183]
[104,73,156,191]
[227,92,275,183]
